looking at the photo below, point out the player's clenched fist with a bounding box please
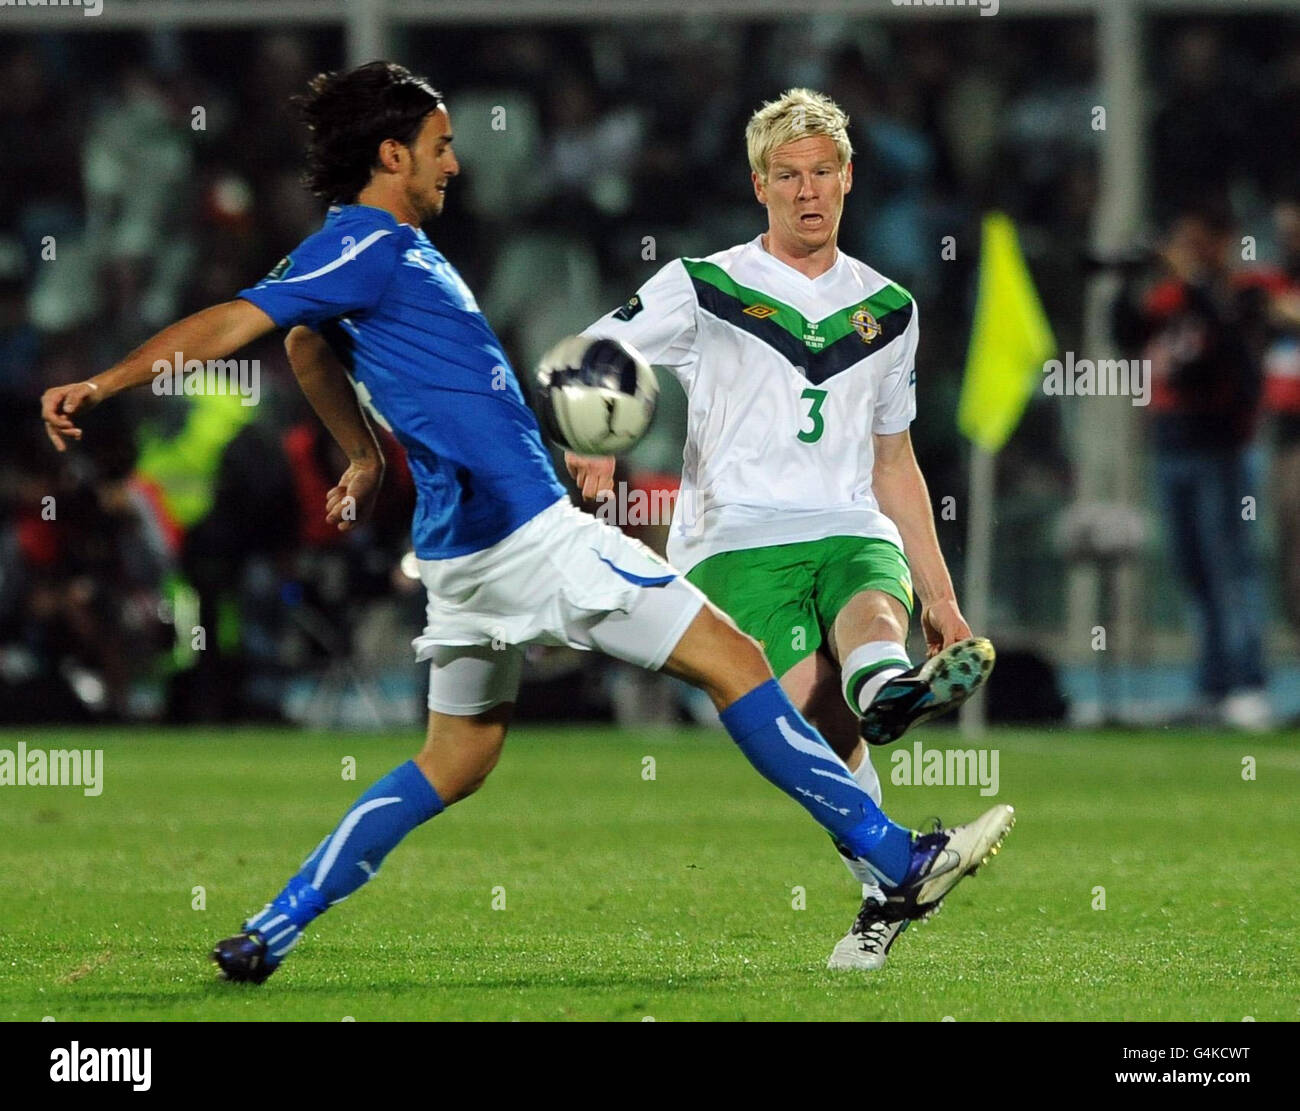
[41,380,102,452]
[564,451,615,501]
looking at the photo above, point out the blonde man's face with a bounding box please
[752,134,852,254]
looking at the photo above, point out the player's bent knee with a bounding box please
[831,590,909,660]
[415,706,510,805]
[414,742,501,805]
[663,603,772,708]
[439,763,496,804]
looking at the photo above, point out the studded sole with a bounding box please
[967,812,1016,876]
[861,637,997,746]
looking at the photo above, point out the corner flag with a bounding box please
[956,212,1056,453]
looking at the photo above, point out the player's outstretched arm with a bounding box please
[40,298,276,452]
[284,325,385,532]
[873,428,972,656]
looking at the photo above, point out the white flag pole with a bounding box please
[959,443,995,739]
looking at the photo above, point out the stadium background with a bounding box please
[2,0,1299,1027]
[1,0,1297,731]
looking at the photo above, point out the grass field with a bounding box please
[1,724,1296,1021]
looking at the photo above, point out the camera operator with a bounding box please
[1262,197,1300,653]
[1110,202,1273,730]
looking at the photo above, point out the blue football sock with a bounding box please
[245,760,444,962]
[719,679,913,884]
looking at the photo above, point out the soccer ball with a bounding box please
[534,335,658,456]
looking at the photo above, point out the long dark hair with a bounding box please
[293,61,443,204]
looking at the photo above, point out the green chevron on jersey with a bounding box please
[682,258,913,383]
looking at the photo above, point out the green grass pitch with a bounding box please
[1,725,1296,1021]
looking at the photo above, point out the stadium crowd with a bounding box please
[1,15,1296,725]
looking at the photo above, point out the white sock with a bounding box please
[839,749,887,900]
[841,641,911,716]
[848,745,882,805]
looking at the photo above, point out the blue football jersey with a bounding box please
[239,204,565,559]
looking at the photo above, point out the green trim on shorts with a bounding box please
[684,535,913,679]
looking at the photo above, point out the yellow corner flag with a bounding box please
[957,212,1056,453]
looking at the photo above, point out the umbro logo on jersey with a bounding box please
[852,307,882,344]
[743,303,779,319]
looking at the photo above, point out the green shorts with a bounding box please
[685,536,914,679]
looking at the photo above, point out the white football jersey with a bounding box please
[585,234,918,574]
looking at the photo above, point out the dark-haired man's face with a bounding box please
[405,105,459,221]
[1168,215,1231,276]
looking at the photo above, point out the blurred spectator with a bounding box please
[0,46,83,250]
[1112,202,1273,729]
[828,46,938,298]
[0,406,173,721]
[1262,196,1300,641]
[80,66,197,335]
[0,236,39,394]
[177,419,416,721]
[1151,27,1250,225]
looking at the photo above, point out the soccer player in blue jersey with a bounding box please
[40,62,1013,984]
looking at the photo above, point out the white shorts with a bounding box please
[413,497,706,715]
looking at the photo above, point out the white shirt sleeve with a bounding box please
[584,259,698,381]
[873,298,919,435]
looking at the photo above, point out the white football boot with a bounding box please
[827,897,910,971]
[879,803,1017,920]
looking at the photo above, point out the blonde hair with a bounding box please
[745,88,852,180]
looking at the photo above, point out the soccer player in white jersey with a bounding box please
[573,89,996,970]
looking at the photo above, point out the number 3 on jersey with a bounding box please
[797,387,828,443]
